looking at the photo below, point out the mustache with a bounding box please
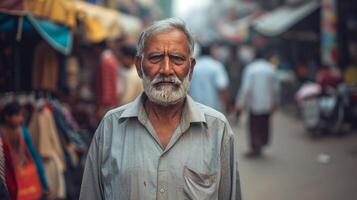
[151,74,182,85]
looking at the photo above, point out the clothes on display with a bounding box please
[29,99,87,199]
[0,97,88,200]
[32,41,59,91]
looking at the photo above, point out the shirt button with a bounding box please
[159,188,165,193]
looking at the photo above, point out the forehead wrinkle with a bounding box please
[144,30,190,55]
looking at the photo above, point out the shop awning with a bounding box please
[74,1,123,42]
[0,0,76,28]
[0,13,72,55]
[1,0,124,45]
[253,0,320,37]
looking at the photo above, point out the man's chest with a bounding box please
[101,127,222,199]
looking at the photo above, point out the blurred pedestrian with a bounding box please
[0,101,49,200]
[235,49,279,158]
[118,44,143,105]
[93,40,120,119]
[190,43,230,112]
[80,18,241,200]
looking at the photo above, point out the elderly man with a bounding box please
[79,18,241,200]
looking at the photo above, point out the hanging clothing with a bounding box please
[22,127,49,191]
[32,42,59,91]
[29,106,66,199]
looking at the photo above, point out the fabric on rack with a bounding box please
[66,57,80,95]
[62,105,80,132]
[22,127,49,191]
[51,103,85,149]
[32,41,59,91]
[58,54,69,94]
[29,107,66,199]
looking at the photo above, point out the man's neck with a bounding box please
[144,98,185,149]
[144,99,185,123]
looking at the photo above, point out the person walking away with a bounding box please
[235,50,279,158]
[189,43,230,113]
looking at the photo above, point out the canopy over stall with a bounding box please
[253,0,320,37]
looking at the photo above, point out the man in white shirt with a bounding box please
[235,49,279,157]
[190,44,230,112]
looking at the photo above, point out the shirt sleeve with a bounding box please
[79,122,105,200]
[218,122,241,200]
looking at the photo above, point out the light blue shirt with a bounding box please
[79,94,241,200]
[236,59,279,114]
[190,56,229,111]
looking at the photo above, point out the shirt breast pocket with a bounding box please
[182,166,218,200]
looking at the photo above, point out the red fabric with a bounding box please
[95,50,119,107]
[15,161,43,200]
[3,141,17,200]
[3,133,43,200]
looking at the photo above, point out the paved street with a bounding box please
[232,110,357,200]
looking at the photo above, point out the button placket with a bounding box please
[157,155,168,200]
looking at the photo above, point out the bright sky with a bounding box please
[173,0,211,18]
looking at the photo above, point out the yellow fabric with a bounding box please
[28,108,67,199]
[24,0,76,28]
[74,1,122,42]
[5,0,123,42]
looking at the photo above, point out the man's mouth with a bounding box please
[155,81,177,85]
[153,81,180,88]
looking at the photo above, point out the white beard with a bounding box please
[141,66,191,106]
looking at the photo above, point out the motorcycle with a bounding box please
[295,82,350,135]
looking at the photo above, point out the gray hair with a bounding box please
[136,18,195,57]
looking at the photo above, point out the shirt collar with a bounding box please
[119,93,206,125]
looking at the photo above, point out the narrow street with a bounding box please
[233,110,357,200]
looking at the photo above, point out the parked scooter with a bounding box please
[296,82,349,135]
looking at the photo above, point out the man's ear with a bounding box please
[135,56,143,78]
[189,58,196,80]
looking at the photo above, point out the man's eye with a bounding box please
[149,56,162,63]
[170,56,186,65]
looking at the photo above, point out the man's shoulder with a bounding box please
[194,101,227,123]
[103,102,135,120]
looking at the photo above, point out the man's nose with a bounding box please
[160,55,173,75]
